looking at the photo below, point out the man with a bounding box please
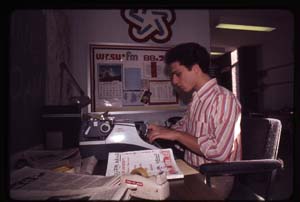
[147,42,242,198]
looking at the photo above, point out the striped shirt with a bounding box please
[172,78,242,167]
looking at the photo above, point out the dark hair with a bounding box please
[165,42,210,74]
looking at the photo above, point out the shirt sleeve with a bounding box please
[197,93,241,162]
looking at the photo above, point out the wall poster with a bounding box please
[90,43,178,112]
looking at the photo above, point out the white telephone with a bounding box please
[120,168,170,200]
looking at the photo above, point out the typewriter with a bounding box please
[79,112,160,160]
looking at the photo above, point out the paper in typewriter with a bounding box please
[105,148,184,180]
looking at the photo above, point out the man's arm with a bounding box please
[197,94,242,162]
[147,124,205,157]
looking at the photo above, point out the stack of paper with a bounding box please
[10,166,126,200]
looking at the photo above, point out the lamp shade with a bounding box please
[70,95,91,108]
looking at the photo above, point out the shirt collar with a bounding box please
[192,78,217,101]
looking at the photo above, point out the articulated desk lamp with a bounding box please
[59,62,91,108]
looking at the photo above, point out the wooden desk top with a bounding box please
[94,160,225,200]
[168,174,224,200]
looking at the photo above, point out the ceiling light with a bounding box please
[216,23,276,32]
[210,52,224,56]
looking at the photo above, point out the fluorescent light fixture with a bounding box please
[216,23,276,32]
[210,51,224,56]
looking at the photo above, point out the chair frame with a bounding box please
[199,116,283,200]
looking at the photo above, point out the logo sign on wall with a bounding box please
[121,9,176,43]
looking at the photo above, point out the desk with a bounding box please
[168,174,225,200]
[94,160,226,200]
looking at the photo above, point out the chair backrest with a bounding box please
[241,116,282,160]
[230,116,283,200]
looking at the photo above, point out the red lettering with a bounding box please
[96,53,104,60]
[125,179,143,186]
[151,62,157,78]
[96,53,122,61]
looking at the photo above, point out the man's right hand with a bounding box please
[147,124,179,143]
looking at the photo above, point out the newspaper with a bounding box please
[106,148,184,180]
[80,156,98,175]
[22,148,82,172]
[18,148,97,175]
[10,166,127,200]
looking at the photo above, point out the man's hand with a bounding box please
[147,124,178,143]
[147,124,204,157]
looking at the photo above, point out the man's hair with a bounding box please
[165,42,210,74]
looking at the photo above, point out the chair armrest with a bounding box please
[199,159,283,177]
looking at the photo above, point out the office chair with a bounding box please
[199,116,283,200]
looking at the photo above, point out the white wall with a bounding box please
[65,9,210,115]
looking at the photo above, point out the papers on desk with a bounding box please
[14,148,98,175]
[10,166,126,200]
[175,159,199,176]
[105,148,184,180]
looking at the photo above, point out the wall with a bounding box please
[9,10,76,154]
[65,9,210,120]
[260,14,294,112]
[45,10,73,106]
[9,10,47,154]
[238,45,263,113]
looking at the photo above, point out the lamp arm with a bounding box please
[60,62,85,96]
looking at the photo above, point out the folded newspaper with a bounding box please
[14,148,97,175]
[105,148,184,180]
[22,148,82,172]
[10,166,127,200]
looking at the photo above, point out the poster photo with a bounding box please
[98,64,122,82]
[96,64,123,108]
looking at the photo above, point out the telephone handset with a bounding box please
[165,116,182,128]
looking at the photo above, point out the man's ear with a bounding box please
[192,64,202,73]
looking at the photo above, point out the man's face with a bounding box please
[168,61,197,93]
